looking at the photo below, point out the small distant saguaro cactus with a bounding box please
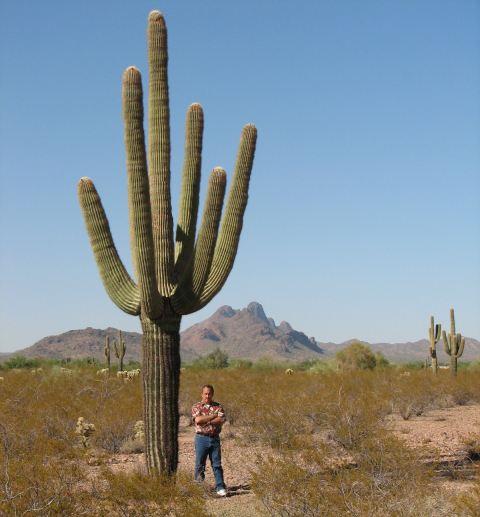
[114,330,126,372]
[428,316,441,374]
[104,336,111,370]
[442,308,465,377]
[77,11,257,475]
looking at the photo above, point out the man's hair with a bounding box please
[202,384,214,393]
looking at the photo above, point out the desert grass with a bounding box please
[0,364,479,515]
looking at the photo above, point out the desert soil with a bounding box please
[102,405,480,516]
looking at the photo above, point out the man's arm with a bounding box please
[209,415,226,426]
[194,414,218,424]
[194,413,226,425]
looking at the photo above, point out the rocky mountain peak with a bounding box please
[246,302,268,322]
[214,305,236,318]
[278,321,293,333]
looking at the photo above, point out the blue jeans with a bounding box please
[194,434,225,490]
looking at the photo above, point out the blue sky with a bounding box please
[1,1,479,352]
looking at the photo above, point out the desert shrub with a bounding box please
[310,372,391,450]
[335,342,377,370]
[120,436,145,454]
[374,351,390,368]
[392,374,432,420]
[228,358,253,369]
[451,478,480,516]
[250,358,291,371]
[3,355,41,369]
[297,358,321,370]
[402,361,426,370]
[94,469,207,516]
[252,429,434,516]
[190,348,230,369]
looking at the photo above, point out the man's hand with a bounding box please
[209,415,225,426]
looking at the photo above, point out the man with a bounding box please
[191,384,227,497]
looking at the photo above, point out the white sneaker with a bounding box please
[216,488,227,497]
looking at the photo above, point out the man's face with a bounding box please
[201,387,214,405]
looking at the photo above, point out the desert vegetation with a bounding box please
[1,360,479,515]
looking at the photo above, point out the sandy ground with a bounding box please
[100,405,480,516]
[390,404,480,495]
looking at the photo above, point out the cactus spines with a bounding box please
[442,308,465,377]
[113,330,126,372]
[104,336,111,370]
[77,11,256,475]
[428,316,441,374]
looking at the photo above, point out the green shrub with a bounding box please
[190,348,230,369]
[374,352,390,368]
[229,358,253,369]
[4,355,41,369]
[335,342,377,370]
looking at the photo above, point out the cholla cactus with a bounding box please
[428,316,441,374]
[75,417,96,448]
[127,368,141,380]
[442,308,465,377]
[134,420,145,441]
[104,336,111,370]
[113,331,126,372]
[77,11,256,475]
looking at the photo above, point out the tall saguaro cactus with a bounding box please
[442,308,465,377]
[428,316,441,374]
[114,330,126,372]
[77,11,257,475]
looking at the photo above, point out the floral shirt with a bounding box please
[191,401,226,436]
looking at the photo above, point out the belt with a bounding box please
[196,432,219,438]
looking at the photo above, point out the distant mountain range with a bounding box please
[4,302,480,364]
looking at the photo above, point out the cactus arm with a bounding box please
[174,103,204,277]
[148,11,175,295]
[172,167,226,314]
[187,124,257,312]
[122,67,163,319]
[456,334,465,358]
[442,330,452,355]
[450,308,456,334]
[435,323,441,342]
[77,178,141,315]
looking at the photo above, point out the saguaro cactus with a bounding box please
[428,316,441,374]
[77,11,257,475]
[442,308,465,377]
[104,336,111,370]
[113,330,126,372]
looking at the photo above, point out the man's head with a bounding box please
[201,384,214,405]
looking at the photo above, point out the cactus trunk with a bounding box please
[431,354,438,374]
[450,354,458,377]
[141,316,181,474]
[442,308,465,378]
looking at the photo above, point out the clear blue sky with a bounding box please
[1,1,479,352]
